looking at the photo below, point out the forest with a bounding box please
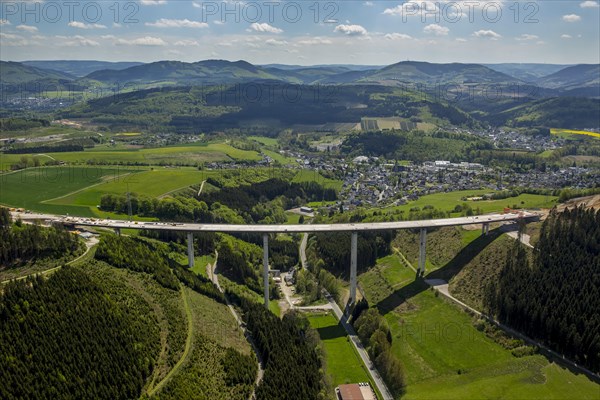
[0,208,81,267]
[314,231,394,276]
[0,268,156,400]
[95,235,224,303]
[236,298,325,400]
[485,207,600,372]
[99,178,336,225]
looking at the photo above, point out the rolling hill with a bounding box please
[484,63,572,82]
[22,60,144,77]
[487,97,600,128]
[84,60,290,85]
[0,61,75,84]
[535,64,600,96]
[362,61,521,85]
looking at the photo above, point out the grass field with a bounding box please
[551,128,600,139]
[0,166,135,216]
[0,142,262,171]
[47,168,212,211]
[191,254,215,277]
[306,312,373,386]
[379,190,558,216]
[248,136,278,146]
[292,170,343,191]
[357,252,600,399]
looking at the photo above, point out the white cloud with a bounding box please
[68,21,107,29]
[192,1,202,7]
[334,24,368,36]
[116,36,167,46]
[101,35,116,39]
[364,1,374,5]
[214,21,225,25]
[384,32,412,40]
[562,14,581,22]
[384,1,439,16]
[140,0,166,5]
[580,1,599,8]
[455,38,467,42]
[515,34,539,41]
[473,29,502,40]
[16,24,38,32]
[62,35,100,47]
[297,37,332,45]
[561,34,573,39]
[0,32,28,46]
[423,24,449,36]
[145,18,208,28]
[0,19,10,26]
[174,39,199,46]
[265,38,288,46]
[249,22,282,33]
[113,23,122,28]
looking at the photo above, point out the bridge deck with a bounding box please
[58,212,536,233]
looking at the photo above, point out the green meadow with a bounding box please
[377,190,558,216]
[0,166,133,216]
[306,312,373,386]
[0,142,262,171]
[357,252,600,399]
[292,169,343,191]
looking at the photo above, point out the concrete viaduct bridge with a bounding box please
[64,212,537,309]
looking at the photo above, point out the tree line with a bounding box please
[352,300,406,397]
[95,235,225,303]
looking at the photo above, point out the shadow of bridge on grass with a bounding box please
[375,228,502,315]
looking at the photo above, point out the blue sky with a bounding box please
[1,1,599,64]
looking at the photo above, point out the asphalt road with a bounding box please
[324,290,394,400]
[15,211,538,234]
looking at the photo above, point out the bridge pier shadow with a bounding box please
[374,228,502,314]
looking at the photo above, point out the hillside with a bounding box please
[363,61,521,85]
[61,83,474,133]
[536,64,600,91]
[23,60,144,77]
[84,60,289,85]
[0,61,74,84]
[488,97,600,128]
[484,63,571,82]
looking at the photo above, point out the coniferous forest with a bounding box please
[0,268,156,400]
[0,208,80,266]
[485,207,600,372]
[238,298,325,400]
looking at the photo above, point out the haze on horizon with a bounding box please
[1,0,599,65]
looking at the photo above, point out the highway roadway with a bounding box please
[17,211,538,234]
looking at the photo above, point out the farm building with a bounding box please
[335,383,376,400]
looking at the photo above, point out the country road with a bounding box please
[1,236,99,285]
[207,251,265,400]
[426,279,600,382]
[324,289,394,400]
[299,231,394,399]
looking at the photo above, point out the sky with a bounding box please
[0,0,599,65]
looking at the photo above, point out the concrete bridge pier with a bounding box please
[418,228,427,276]
[482,222,490,236]
[263,233,269,308]
[187,232,195,268]
[349,231,358,307]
